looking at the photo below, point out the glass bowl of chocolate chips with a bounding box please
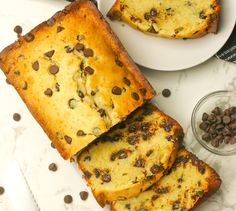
[192,90,236,156]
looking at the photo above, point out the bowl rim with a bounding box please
[191,90,236,156]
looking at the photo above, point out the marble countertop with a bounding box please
[0,0,236,211]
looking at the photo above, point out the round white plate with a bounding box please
[98,0,236,71]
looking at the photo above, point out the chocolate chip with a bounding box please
[21,81,28,90]
[14,25,22,34]
[199,122,209,131]
[44,88,53,97]
[48,163,57,172]
[110,152,117,161]
[84,66,94,76]
[132,92,140,101]
[75,43,85,52]
[55,83,60,92]
[51,142,55,149]
[115,57,123,67]
[199,10,207,19]
[64,46,74,53]
[84,171,92,178]
[134,157,145,167]
[91,91,96,96]
[64,195,73,204]
[13,113,21,121]
[151,195,159,201]
[125,204,131,209]
[150,164,163,174]
[128,124,138,133]
[202,113,209,121]
[79,191,88,201]
[128,135,138,145]
[44,50,55,58]
[223,116,231,124]
[223,127,231,136]
[49,65,59,75]
[57,26,65,33]
[64,135,72,144]
[202,133,211,142]
[143,107,153,116]
[83,48,94,57]
[98,109,106,117]
[208,114,216,123]
[141,122,151,132]
[162,89,171,97]
[198,165,205,174]
[163,121,173,132]
[118,149,128,159]
[155,187,169,194]
[32,61,39,71]
[231,114,236,121]
[83,156,91,162]
[102,174,111,183]
[94,168,100,178]
[211,139,219,148]
[212,107,222,115]
[0,187,5,195]
[224,136,231,144]
[46,18,55,27]
[146,150,153,157]
[77,130,86,136]
[123,77,131,86]
[24,33,34,42]
[68,98,77,109]
[112,86,122,95]
[150,8,158,17]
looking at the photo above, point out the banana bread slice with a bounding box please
[107,0,220,39]
[111,149,221,211]
[78,104,184,207]
[0,0,155,159]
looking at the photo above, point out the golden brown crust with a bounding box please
[0,0,155,159]
[107,0,220,39]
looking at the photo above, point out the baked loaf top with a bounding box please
[111,149,222,211]
[107,0,220,39]
[78,104,183,207]
[0,0,155,159]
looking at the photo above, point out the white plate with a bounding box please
[98,0,236,71]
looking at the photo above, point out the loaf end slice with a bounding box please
[0,0,155,159]
[107,0,220,39]
[111,148,221,211]
[78,103,184,207]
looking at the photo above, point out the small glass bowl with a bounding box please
[191,90,236,156]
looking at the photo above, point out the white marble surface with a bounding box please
[0,0,236,211]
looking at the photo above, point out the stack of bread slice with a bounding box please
[0,0,221,210]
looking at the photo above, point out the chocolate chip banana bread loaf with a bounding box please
[111,149,221,211]
[78,104,184,207]
[107,0,220,39]
[0,0,155,159]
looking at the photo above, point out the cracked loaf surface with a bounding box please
[78,104,183,207]
[0,0,155,159]
[107,0,220,39]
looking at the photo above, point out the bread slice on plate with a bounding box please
[107,0,220,39]
[0,0,155,159]
[78,104,184,207]
[111,148,222,211]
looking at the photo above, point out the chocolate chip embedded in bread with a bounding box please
[146,150,153,157]
[13,113,21,121]
[57,26,65,33]
[44,50,55,58]
[94,168,101,178]
[83,156,91,162]
[14,25,22,35]
[141,122,151,132]
[75,43,85,52]
[128,135,138,145]
[0,186,4,195]
[84,66,94,76]
[44,88,53,97]
[48,163,57,172]
[46,18,55,27]
[134,157,145,167]
[77,130,86,136]
[125,204,131,209]
[202,112,209,121]
[32,61,39,71]
[102,174,111,183]
[24,33,34,42]
[77,90,85,98]
[128,124,138,133]
[115,57,123,67]
[68,98,77,109]
[123,77,131,86]
[64,135,72,144]
[98,109,106,117]
[150,8,158,17]
[64,46,74,53]
[83,48,94,57]
[79,191,88,201]
[118,149,128,159]
[150,164,163,174]
[84,171,92,179]
[21,81,28,90]
[64,195,73,204]
[132,92,140,101]
[49,65,59,75]
[112,86,122,95]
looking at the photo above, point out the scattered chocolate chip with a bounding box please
[49,65,59,75]
[83,48,94,57]
[223,116,231,124]
[83,156,91,162]
[77,130,86,136]
[79,191,88,201]
[162,89,171,97]
[151,195,159,201]
[155,187,169,194]
[123,77,131,86]
[75,43,85,52]
[46,18,55,27]
[128,124,138,133]
[199,122,208,131]
[44,88,53,97]
[94,168,100,178]
[115,57,123,67]
[128,135,138,145]
[57,26,65,33]
[24,33,34,42]
[98,109,106,117]
[13,113,21,121]
[68,98,77,109]
[32,60,39,71]
[146,150,153,157]
[84,66,94,76]
[110,152,117,161]
[102,174,111,183]
[64,46,74,53]
[14,25,22,35]
[202,133,211,142]
[199,10,207,19]
[150,8,158,17]
[118,149,128,159]
[202,112,209,121]
[55,83,60,92]
[48,163,57,172]
[0,187,5,195]
[64,195,73,204]
[198,165,205,174]
[125,204,131,209]
[134,157,145,167]
[150,164,163,174]
[64,135,72,144]
[112,86,122,95]
[91,91,96,96]
[132,92,140,101]
[163,121,173,132]
[44,50,55,58]
[141,122,151,132]
[84,171,92,179]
